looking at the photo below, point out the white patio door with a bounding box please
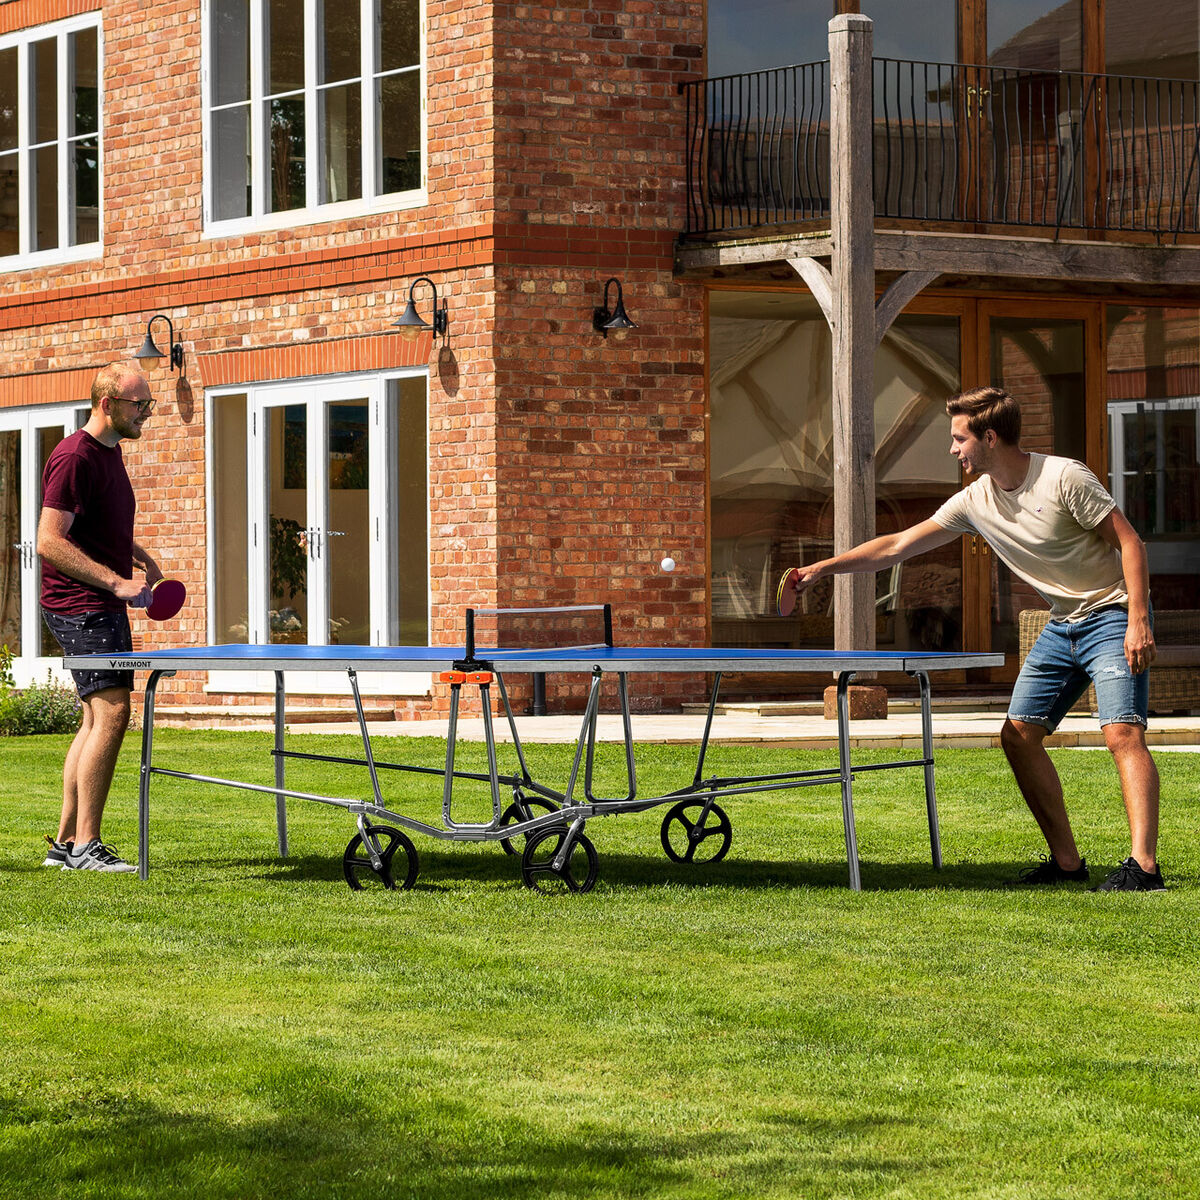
[249,379,384,648]
[0,404,89,684]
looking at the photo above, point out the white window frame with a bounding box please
[202,0,427,237]
[204,369,431,696]
[0,401,90,685]
[0,13,103,271]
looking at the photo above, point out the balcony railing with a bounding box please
[681,59,1200,239]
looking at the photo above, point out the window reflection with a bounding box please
[708,291,962,661]
[1107,306,1200,612]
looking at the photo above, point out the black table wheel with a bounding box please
[660,800,732,865]
[343,825,419,891]
[520,826,599,894]
[498,795,560,856]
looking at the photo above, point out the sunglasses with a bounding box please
[114,396,156,416]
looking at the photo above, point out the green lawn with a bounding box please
[2,731,1198,1199]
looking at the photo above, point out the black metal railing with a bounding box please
[681,60,830,234]
[681,59,1200,238]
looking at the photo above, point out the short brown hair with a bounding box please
[90,363,142,409]
[945,386,1022,445]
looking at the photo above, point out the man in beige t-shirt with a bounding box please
[778,386,1163,891]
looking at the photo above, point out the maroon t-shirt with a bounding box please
[40,429,136,614]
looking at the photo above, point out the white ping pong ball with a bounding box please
[660,556,676,573]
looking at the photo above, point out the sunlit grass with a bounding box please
[2,732,1198,1198]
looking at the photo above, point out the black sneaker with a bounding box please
[1008,854,1090,885]
[42,835,73,868]
[1091,857,1166,892]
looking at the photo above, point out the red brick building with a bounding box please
[1,1,1197,717]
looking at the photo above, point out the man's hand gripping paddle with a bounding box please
[146,578,186,621]
[776,568,802,617]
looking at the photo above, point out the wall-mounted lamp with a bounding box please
[592,277,638,338]
[392,276,449,345]
[133,313,185,374]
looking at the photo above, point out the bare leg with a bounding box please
[69,687,131,846]
[1000,717,1083,869]
[56,700,93,843]
[1103,721,1159,872]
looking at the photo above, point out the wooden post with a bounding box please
[829,13,876,652]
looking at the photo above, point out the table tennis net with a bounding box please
[465,604,613,659]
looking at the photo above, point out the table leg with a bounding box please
[274,670,289,858]
[836,670,862,891]
[138,669,171,881]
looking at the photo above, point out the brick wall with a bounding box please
[0,1,714,716]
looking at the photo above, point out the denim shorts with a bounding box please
[1008,604,1150,732]
[42,608,133,699]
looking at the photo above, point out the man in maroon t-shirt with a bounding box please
[37,363,162,873]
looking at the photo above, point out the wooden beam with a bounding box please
[787,256,834,329]
[874,270,940,345]
[829,13,876,653]
[675,228,1200,286]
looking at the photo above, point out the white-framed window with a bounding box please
[204,0,424,235]
[205,370,430,695]
[0,402,90,685]
[0,15,102,269]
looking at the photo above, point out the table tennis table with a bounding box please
[65,604,1003,893]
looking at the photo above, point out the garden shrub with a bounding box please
[0,666,81,736]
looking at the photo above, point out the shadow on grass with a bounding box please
[200,845,1036,895]
[0,1087,928,1199]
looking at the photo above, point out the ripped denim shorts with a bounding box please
[1008,604,1150,732]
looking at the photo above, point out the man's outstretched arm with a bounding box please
[787,519,961,596]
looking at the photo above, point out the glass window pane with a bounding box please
[1106,305,1200,611]
[1107,0,1198,80]
[270,96,306,211]
[322,82,361,202]
[392,377,427,646]
[212,0,251,105]
[379,72,419,193]
[268,0,305,95]
[34,145,58,251]
[72,137,99,245]
[0,429,20,657]
[37,426,67,656]
[33,38,57,145]
[327,400,370,645]
[0,152,19,256]
[988,1,1082,72]
[213,395,249,643]
[708,291,962,659]
[707,1,835,76]
[269,405,308,643]
[0,48,18,151]
[379,0,420,73]
[71,27,98,136]
[322,0,361,84]
[859,2,957,64]
[213,104,252,220]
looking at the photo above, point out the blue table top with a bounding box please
[64,643,1005,675]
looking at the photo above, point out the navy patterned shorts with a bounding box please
[41,608,134,699]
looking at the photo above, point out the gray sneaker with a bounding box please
[63,839,136,873]
[42,836,73,867]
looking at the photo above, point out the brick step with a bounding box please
[147,705,395,729]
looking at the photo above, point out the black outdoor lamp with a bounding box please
[133,313,185,374]
[392,276,449,345]
[592,277,637,338]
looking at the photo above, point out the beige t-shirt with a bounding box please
[931,453,1126,622]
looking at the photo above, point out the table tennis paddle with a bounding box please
[776,568,801,618]
[146,577,186,621]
